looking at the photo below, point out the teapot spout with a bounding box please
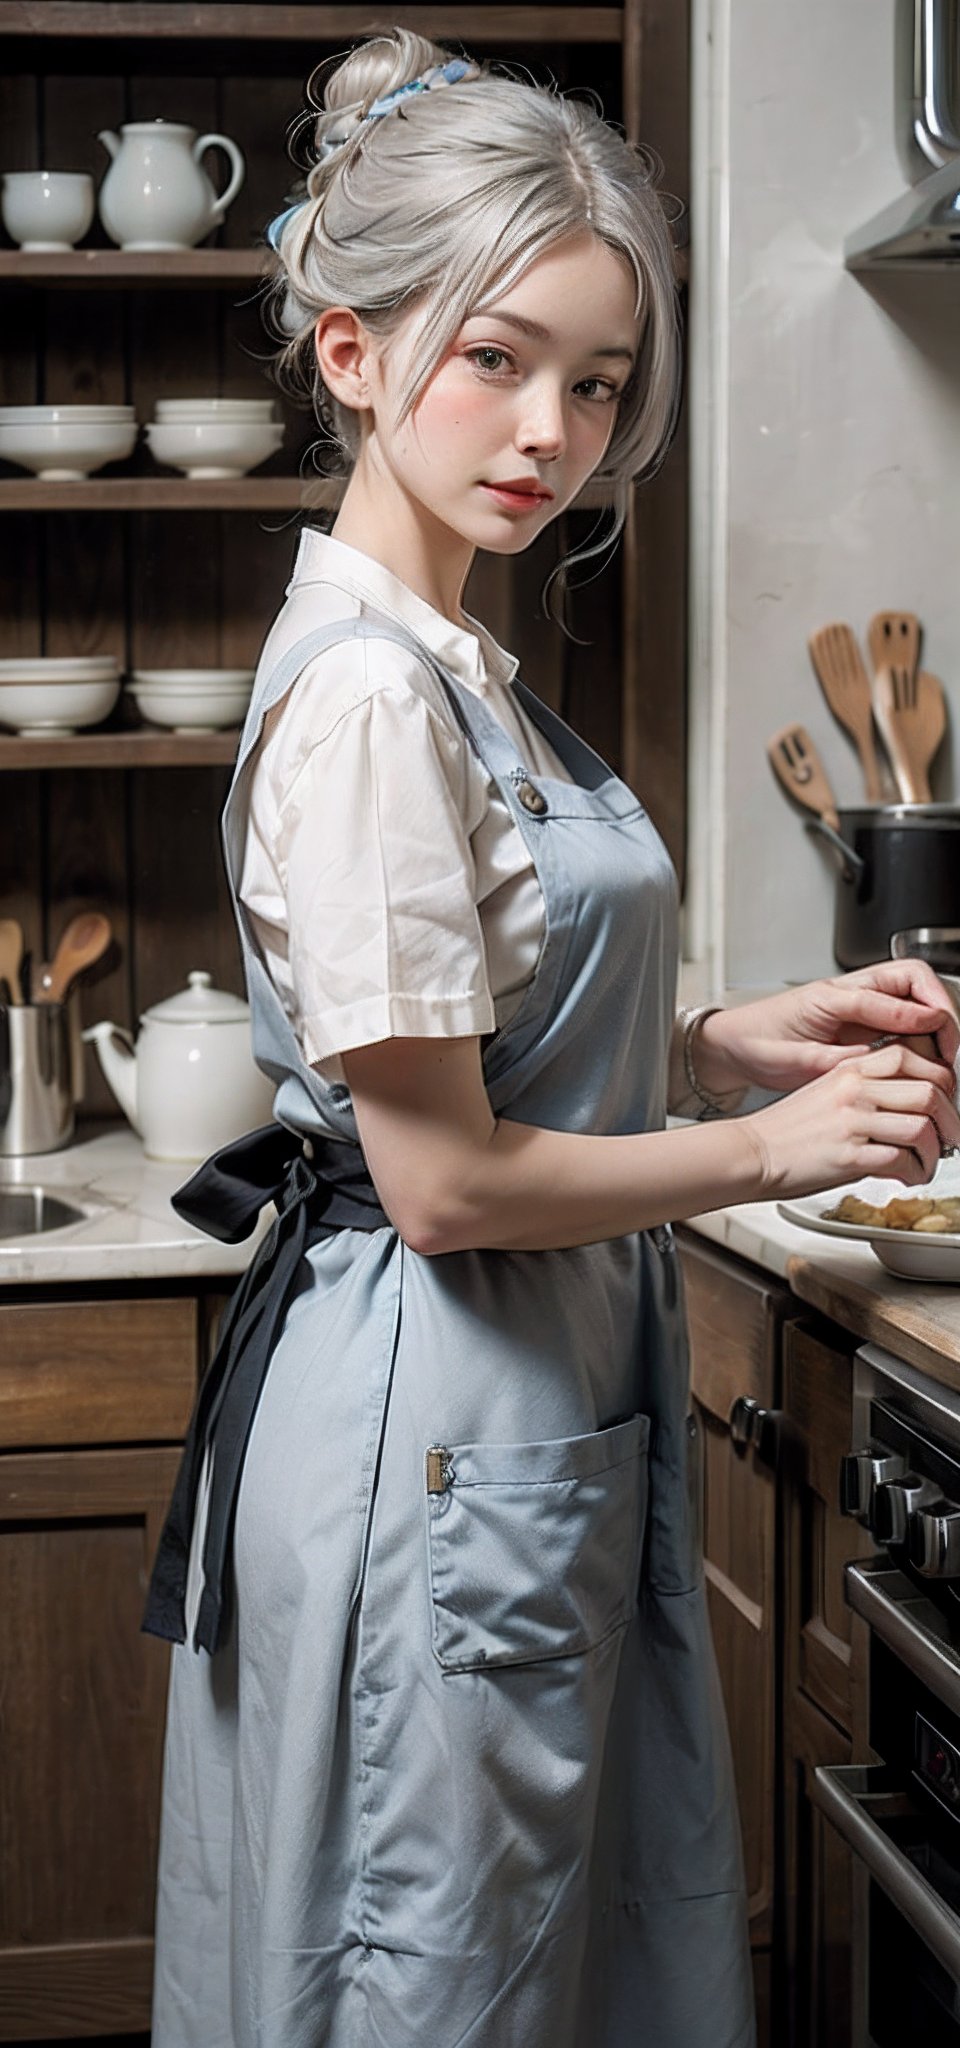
[97,128,121,160]
[81,1020,141,1134]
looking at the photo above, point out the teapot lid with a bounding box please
[143,970,250,1026]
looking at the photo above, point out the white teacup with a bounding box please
[2,172,95,251]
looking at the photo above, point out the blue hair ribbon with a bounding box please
[265,58,473,251]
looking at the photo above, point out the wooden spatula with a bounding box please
[34,911,112,1005]
[767,724,840,830]
[872,667,947,804]
[0,918,24,1006]
[867,610,922,701]
[808,622,883,801]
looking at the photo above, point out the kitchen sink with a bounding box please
[0,1188,87,1240]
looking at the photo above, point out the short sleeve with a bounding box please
[271,684,497,1065]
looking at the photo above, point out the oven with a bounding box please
[815,1344,960,2044]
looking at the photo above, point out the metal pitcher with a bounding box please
[0,995,84,1154]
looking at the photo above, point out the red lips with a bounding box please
[487,477,554,499]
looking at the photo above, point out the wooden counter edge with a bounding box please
[785,1247,960,1394]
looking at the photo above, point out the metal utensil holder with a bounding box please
[0,993,84,1155]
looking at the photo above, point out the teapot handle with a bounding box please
[193,132,246,221]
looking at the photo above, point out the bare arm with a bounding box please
[339,1032,960,1257]
[339,1035,766,1255]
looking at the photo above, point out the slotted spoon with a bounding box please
[767,723,840,830]
[807,622,883,801]
[867,610,922,701]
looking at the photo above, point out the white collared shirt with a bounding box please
[239,529,575,1083]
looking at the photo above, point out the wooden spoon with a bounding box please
[766,723,840,830]
[871,667,947,804]
[0,918,24,1006]
[807,622,884,801]
[34,911,113,1006]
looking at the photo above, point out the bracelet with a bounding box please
[676,1004,729,1119]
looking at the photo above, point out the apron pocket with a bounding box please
[426,1412,650,1674]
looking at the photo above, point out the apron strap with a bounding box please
[141,1123,390,1654]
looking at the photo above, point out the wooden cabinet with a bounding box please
[782,1691,857,2048]
[780,1320,873,2048]
[0,1289,207,2043]
[678,1236,877,2048]
[677,1230,795,2040]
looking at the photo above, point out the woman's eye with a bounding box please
[467,347,510,375]
[575,378,621,403]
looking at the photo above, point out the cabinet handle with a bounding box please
[728,1395,783,1468]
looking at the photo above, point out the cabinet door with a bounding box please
[782,1690,857,2048]
[782,1321,872,1739]
[0,1445,180,2041]
[676,1233,792,1965]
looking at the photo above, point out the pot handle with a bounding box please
[804,815,866,884]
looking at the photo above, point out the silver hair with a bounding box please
[261,24,684,627]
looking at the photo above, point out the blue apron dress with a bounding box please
[149,608,755,2048]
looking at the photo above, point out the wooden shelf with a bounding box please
[0,248,275,287]
[0,729,239,769]
[0,475,343,511]
[0,5,622,45]
[0,474,614,512]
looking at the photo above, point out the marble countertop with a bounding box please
[0,1125,269,1284]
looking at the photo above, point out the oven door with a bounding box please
[812,1557,960,2046]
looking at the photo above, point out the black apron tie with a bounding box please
[141,1121,390,1656]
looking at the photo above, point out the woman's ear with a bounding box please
[314,308,373,411]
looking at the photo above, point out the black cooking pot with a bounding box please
[807,805,960,970]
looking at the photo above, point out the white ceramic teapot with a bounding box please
[83,970,274,1162]
[96,120,245,250]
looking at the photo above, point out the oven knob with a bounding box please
[871,1473,936,1544]
[839,1450,906,1519]
[908,1502,960,1578]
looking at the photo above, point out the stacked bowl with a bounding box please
[0,405,138,480]
[0,654,121,735]
[127,668,256,732]
[145,396,284,479]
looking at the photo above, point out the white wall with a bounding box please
[687,0,960,995]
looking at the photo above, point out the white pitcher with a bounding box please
[97,120,245,250]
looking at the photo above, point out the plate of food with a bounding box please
[778,1163,960,1281]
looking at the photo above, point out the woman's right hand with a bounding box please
[743,1040,960,1199]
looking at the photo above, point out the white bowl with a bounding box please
[0,675,120,735]
[154,398,276,419]
[0,655,120,678]
[0,419,138,480]
[144,419,284,480]
[1,171,95,251]
[128,673,253,731]
[130,667,254,687]
[0,405,135,423]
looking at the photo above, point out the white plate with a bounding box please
[779,1162,960,1281]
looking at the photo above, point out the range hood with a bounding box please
[845,0,960,269]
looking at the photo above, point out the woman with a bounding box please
[146,28,960,2047]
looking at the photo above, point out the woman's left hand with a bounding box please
[699,961,960,1099]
